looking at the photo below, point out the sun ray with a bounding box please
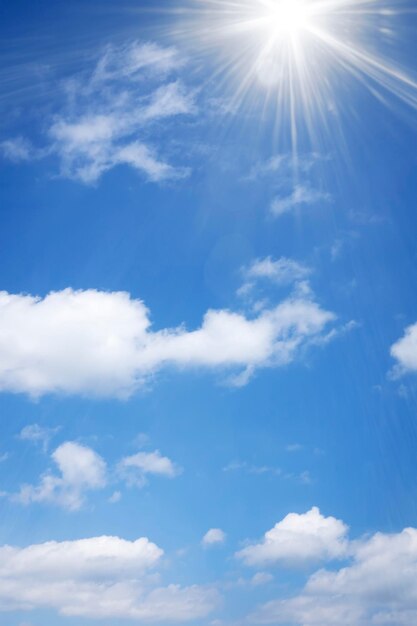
[172,0,417,153]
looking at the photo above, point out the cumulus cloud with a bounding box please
[0,287,335,398]
[236,507,349,567]
[390,322,417,375]
[0,535,217,621]
[271,186,331,217]
[2,42,194,184]
[118,450,181,487]
[15,442,107,510]
[252,526,417,625]
[202,529,226,546]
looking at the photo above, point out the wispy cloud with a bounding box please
[238,256,312,297]
[1,42,195,184]
[18,423,59,452]
[271,185,331,217]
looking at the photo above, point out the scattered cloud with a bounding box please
[390,322,417,376]
[236,507,348,567]
[0,137,34,162]
[271,186,331,217]
[118,450,181,488]
[1,42,194,184]
[0,534,218,621]
[18,423,59,451]
[239,257,312,297]
[202,529,226,546]
[14,442,107,511]
[251,572,274,586]
[251,525,417,625]
[0,287,335,398]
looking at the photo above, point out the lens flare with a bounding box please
[174,0,417,150]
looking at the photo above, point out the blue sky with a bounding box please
[0,1,417,625]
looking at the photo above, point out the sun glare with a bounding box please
[175,0,417,151]
[265,0,311,38]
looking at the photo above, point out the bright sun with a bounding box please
[264,0,311,38]
[177,0,417,149]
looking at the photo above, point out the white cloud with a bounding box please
[15,442,107,511]
[236,507,348,567]
[252,526,417,625]
[0,287,335,398]
[239,257,312,296]
[202,529,226,546]
[119,450,181,487]
[271,186,331,217]
[0,534,217,621]
[2,42,194,184]
[391,322,417,375]
[251,572,274,586]
[0,138,33,162]
[18,423,59,451]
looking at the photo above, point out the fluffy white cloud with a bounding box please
[236,507,348,567]
[391,322,417,375]
[271,186,331,217]
[2,42,194,184]
[15,442,107,510]
[0,535,217,621]
[0,287,335,398]
[119,450,181,487]
[252,526,417,625]
[202,529,226,546]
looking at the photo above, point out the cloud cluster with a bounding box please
[254,526,417,625]
[13,441,179,510]
[0,287,335,398]
[1,42,194,183]
[244,509,417,626]
[237,508,348,567]
[0,535,217,621]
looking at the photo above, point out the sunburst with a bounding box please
[174,0,417,150]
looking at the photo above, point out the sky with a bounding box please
[0,1,416,625]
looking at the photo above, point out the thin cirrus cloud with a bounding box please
[250,520,417,625]
[236,507,349,567]
[1,42,194,184]
[0,534,218,621]
[0,286,336,398]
